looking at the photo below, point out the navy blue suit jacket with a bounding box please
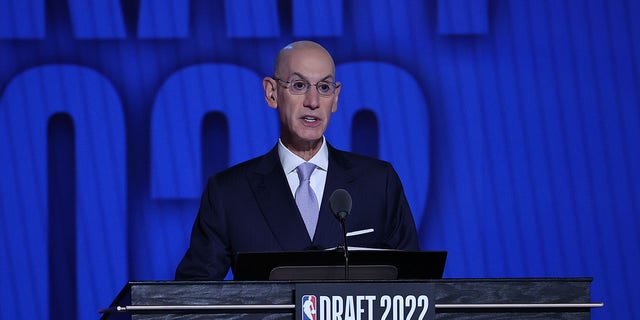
[175,144,419,280]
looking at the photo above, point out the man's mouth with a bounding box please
[302,116,319,123]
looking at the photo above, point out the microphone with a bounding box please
[330,189,352,279]
[330,189,352,221]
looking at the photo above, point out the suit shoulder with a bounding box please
[207,151,274,184]
[333,148,393,168]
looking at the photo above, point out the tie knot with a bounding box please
[296,162,316,181]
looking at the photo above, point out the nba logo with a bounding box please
[302,295,317,320]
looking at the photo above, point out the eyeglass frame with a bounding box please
[272,76,341,96]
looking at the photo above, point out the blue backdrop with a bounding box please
[1,0,638,319]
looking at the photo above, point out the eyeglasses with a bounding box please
[273,77,340,96]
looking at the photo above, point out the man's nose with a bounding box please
[303,86,320,109]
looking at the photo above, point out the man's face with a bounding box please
[264,47,341,150]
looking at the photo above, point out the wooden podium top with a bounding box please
[102,278,600,319]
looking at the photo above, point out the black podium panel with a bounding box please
[102,278,598,319]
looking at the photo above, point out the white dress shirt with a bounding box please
[278,137,329,208]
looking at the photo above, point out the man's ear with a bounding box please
[263,77,278,109]
[331,82,341,113]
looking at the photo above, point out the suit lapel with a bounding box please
[313,146,358,247]
[247,147,312,249]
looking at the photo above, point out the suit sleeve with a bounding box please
[175,176,231,280]
[385,163,421,250]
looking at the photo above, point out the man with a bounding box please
[175,41,419,280]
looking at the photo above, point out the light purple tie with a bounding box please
[295,162,319,239]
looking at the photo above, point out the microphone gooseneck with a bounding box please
[330,189,352,280]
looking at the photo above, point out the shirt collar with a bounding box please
[278,137,329,174]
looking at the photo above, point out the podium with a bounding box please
[100,278,602,319]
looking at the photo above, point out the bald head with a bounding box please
[273,41,336,78]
